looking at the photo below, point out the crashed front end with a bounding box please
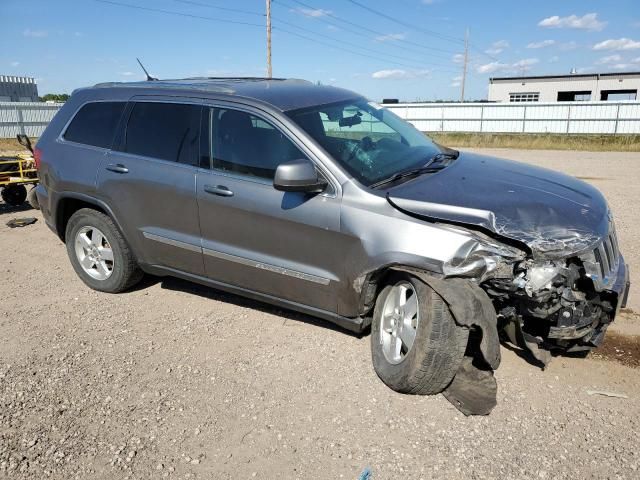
[442,222,630,364]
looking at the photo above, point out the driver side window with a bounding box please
[210,107,306,180]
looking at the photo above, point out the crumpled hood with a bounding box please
[386,152,610,258]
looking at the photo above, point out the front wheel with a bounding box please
[371,273,469,395]
[65,208,143,293]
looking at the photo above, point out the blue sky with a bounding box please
[2,0,640,101]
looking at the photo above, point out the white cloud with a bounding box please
[549,56,559,63]
[485,40,509,55]
[476,62,509,74]
[452,53,465,64]
[559,41,579,51]
[596,54,622,64]
[74,31,84,37]
[375,33,406,42]
[296,8,331,18]
[527,39,556,49]
[10,61,19,67]
[450,75,462,87]
[23,28,48,38]
[593,38,640,51]
[514,58,540,68]
[476,58,539,75]
[119,71,135,76]
[538,13,606,32]
[371,69,430,79]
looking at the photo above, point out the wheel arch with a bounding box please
[54,193,124,243]
[354,257,444,319]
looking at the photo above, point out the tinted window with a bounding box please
[64,101,126,148]
[124,102,201,165]
[211,108,304,179]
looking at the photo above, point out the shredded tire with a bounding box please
[371,273,469,395]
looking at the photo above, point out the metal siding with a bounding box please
[385,101,640,135]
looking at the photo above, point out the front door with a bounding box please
[97,100,204,275]
[196,105,342,312]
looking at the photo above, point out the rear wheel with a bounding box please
[371,273,469,395]
[65,208,143,293]
[1,184,27,206]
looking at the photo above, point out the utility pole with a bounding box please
[460,28,469,102]
[266,0,272,78]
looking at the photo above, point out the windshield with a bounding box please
[287,99,442,186]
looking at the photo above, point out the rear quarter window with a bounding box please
[63,101,126,149]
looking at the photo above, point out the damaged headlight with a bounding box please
[443,235,525,282]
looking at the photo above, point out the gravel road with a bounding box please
[1,148,639,479]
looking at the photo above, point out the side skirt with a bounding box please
[140,263,365,334]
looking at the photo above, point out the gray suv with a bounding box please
[35,78,629,412]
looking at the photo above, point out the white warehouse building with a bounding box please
[488,71,640,103]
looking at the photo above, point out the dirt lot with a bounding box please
[1,149,639,479]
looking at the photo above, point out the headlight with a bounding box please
[443,237,525,282]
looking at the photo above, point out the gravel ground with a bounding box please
[1,148,639,479]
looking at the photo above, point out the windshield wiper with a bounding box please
[369,165,445,189]
[369,150,459,189]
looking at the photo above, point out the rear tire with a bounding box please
[65,208,143,293]
[1,184,27,206]
[371,273,469,395]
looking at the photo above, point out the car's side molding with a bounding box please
[142,231,202,254]
[141,230,333,286]
[202,247,332,286]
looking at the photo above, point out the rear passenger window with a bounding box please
[124,102,201,166]
[64,102,126,148]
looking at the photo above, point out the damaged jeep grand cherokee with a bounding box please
[35,78,630,415]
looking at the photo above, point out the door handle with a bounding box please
[204,184,234,197]
[105,163,129,174]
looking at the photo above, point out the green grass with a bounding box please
[428,133,640,152]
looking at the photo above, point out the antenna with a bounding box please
[136,58,158,81]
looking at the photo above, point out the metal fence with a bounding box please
[385,101,640,134]
[2,100,640,139]
[0,102,63,139]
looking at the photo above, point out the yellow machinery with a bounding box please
[0,135,38,207]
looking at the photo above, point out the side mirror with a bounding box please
[16,134,33,154]
[273,158,328,194]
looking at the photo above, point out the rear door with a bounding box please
[97,99,205,275]
[196,104,343,312]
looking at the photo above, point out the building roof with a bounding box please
[490,71,640,83]
[88,77,362,111]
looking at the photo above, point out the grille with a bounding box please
[592,224,620,280]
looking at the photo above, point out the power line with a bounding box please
[344,0,498,63]
[346,0,464,44]
[175,0,454,68]
[94,0,265,27]
[272,17,460,71]
[95,0,460,74]
[274,26,457,72]
[283,0,461,58]
[172,0,264,17]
